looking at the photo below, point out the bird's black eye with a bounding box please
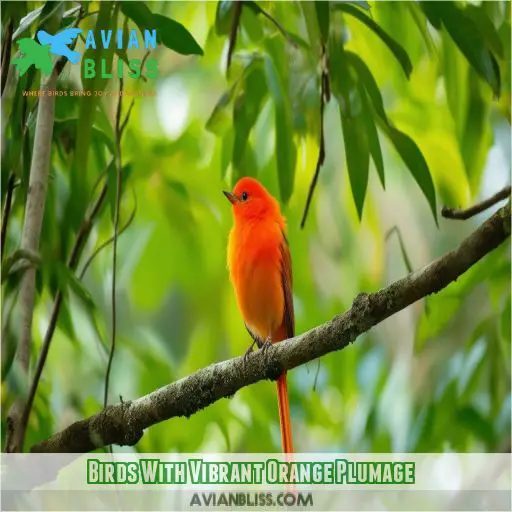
[241,191,248,201]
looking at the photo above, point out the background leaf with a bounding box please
[264,50,296,203]
[333,2,413,78]
[340,86,370,219]
[382,124,438,224]
[153,14,203,56]
[431,1,501,97]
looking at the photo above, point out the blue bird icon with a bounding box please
[36,28,82,64]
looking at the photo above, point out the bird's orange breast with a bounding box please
[227,219,284,340]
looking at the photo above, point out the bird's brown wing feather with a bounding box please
[279,229,294,340]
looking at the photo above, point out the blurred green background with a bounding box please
[1,0,510,453]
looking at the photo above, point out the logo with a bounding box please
[13,28,158,79]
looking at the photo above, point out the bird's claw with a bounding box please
[243,346,254,364]
[261,338,272,356]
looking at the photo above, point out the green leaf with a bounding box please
[54,118,114,155]
[333,0,371,11]
[315,2,330,44]
[435,2,501,97]
[300,1,322,54]
[68,2,116,235]
[121,2,154,34]
[442,30,468,144]
[328,33,354,115]
[59,299,78,345]
[207,58,257,136]
[232,142,258,183]
[464,4,503,59]
[244,1,264,16]
[333,3,413,78]
[457,406,495,448]
[340,88,370,220]
[361,92,384,188]
[94,102,116,144]
[420,2,442,30]
[241,3,264,42]
[345,51,387,122]
[206,91,233,136]
[215,0,234,36]
[233,63,267,173]
[221,129,234,178]
[121,6,204,62]
[63,5,81,21]
[460,71,492,194]
[382,124,438,224]
[1,320,17,381]
[12,1,63,40]
[153,14,203,56]
[244,1,308,48]
[264,56,296,203]
[56,263,96,311]
[500,297,511,344]
[407,2,436,55]
[13,6,42,39]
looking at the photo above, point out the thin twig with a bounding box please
[300,45,330,229]
[79,192,136,280]
[385,226,413,274]
[442,186,511,220]
[252,5,298,48]
[104,78,124,410]
[226,0,243,76]
[119,99,135,136]
[139,50,151,83]
[82,10,99,19]
[312,360,321,392]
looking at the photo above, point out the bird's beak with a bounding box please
[223,191,237,204]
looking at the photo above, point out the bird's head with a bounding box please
[36,30,51,45]
[224,177,281,222]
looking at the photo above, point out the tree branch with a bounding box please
[442,185,511,220]
[31,203,511,453]
[104,78,124,410]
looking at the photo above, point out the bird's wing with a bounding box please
[55,28,82,45]
[280,229,295,339]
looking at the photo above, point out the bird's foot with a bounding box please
[243,345,254,364]
[261,338,272,356]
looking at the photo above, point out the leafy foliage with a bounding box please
[1,1,510,454]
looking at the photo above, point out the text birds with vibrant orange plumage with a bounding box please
[224,177,294,454]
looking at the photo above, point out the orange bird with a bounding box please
[224,177,294,454]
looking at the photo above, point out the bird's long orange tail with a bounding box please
[276,372,293,453]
